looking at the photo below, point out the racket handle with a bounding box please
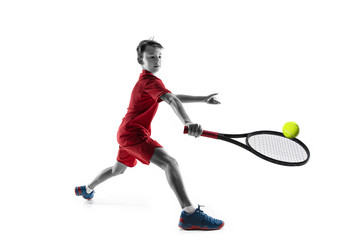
[183,126,219,139]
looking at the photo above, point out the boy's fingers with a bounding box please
[197,125,203,137]
[188,125,194,136]
[206,94,220,104]
[187,124,202,137]
[207,93,218,99]
[208,98,220,104]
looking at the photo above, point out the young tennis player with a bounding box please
[75,39,224,230]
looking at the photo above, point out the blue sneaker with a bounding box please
[75,186,94,200]
[179,205,224,230]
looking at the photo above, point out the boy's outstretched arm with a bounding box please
[175,93,220,104]
[160,93,203,137]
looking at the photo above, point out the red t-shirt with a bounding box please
[117,70,171,146]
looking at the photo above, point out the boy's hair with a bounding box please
[136,39,164,60]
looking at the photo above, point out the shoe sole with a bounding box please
[179,222,224,230]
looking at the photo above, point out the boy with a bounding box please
[75,39,224,230]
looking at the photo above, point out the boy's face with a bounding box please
[140,46,162,74]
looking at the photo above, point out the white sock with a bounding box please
[183,206,195,214]
[86,185,93,194]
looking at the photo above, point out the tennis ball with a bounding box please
[282,122,299,139]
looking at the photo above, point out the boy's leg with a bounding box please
[150,147,224,230]
[87,161,128,190]
[150,147,192,209]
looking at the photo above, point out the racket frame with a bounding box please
[184,128,310,166]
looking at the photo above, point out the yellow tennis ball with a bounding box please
[283,122,299,139]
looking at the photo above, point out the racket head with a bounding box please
[245,131,310,166]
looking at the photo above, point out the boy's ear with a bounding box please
[137,57,144,65]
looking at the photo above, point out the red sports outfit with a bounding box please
[116,70,171,167]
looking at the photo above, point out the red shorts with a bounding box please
[116,135,162,167]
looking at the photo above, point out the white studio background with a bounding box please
[1,0,359,239]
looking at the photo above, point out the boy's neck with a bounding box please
[142,67,156,75]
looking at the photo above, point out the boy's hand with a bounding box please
[185,123,203,138]
[205,93,221,104]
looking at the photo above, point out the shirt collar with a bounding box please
[142,69,153,75]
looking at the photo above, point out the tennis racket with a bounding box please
[184,127,310,166]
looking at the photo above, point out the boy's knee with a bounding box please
[151,148,179,170]
[112,166,126,176]
[165,156,179,169]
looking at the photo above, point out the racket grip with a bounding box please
[183,126,219,139]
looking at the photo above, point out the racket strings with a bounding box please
[247,134,308,163]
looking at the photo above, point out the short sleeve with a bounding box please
[144,76,171,102]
